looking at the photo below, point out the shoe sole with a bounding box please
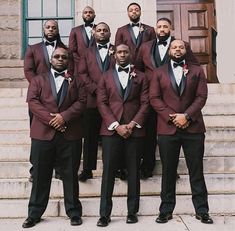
[196,215,213,224]
[156,215,173,223]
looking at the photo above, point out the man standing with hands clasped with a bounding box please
[22,47,86,228]
[149,39,213,224]
[96,44,149,227]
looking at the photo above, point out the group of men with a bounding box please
[22,2,213,228]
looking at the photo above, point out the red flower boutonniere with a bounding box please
[64,72,72,85]
[183,64,189,76]
[130,65,137,79]
[108,47,115,56]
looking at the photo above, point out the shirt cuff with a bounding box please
[108,121,120,131]
[131,120,141,128]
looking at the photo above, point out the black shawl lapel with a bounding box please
[128,25,137,45]
[95,46,104,72]
[49,71,57,102]
[150,40,157,68]
[123,76,132,102]
[58,80,68,107]
[41,42,51,69]
[168,62,180,96]
[113,69,123,99]
[154,44,163,67]
[179,74,186,96]
[81,26,89,47]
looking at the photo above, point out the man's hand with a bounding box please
[126,121,136,133]
[49,113,65,130]
[169,113,189,129]
[115,124,131,139]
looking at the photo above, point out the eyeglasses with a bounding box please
[52,54,68,60]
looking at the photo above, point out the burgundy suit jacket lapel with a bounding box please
[94,46,103,72]
[49,71,57,101]
[80,26,89,47]
[127,25,137,45]
[123,75,132,102]
[41,42,50,69]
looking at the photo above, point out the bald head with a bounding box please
[82,6,96,23]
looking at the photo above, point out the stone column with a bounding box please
[215,0,235,83]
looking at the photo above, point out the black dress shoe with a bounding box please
[22,217,41,228]
[140,169,153,179]
[155,213,173,223]
[97,216,111,227]
[78,170,93,182]
[115,169,128,181]
[196,213,213,224]
[55,172,62,180]
[126,214,138,224]
[176,173,180,180]
[70,216,82,226]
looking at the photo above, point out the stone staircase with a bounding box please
[0,84,235,218]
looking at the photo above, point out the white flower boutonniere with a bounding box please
[139,25,145,33]
[183,64,189,76]
[130,65,137,79]
[64,73,72,85]
[108,47,115,56]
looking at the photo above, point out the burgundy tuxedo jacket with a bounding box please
[69,25,95,65]
[97,68,149,137]
[27,72,86,141]
[24,41,67,83]
[149,62,207,135]
[136,37,199,79]
[78,43,116,108]
[115,23,155,63]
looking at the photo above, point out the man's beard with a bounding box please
[157,32,170,42]
[171,54,186,63]
[83,17,94,24]
[130,16,140,23]
[44,33,58,42]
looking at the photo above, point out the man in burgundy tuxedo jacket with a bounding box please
[69,6,96,74]
[77,22,116,182]
[149,40,213,224]
[96,44,149,227]
[115,2,155,64]
[24,20,68,181]
[22,47,86,228]
[135,17,199,179]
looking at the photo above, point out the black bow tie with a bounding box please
[45,41,55,47]
[131,23,140,27]
[98,44,108,50]
[85,23,93,27]
[173,62,184,68]
[157,40,167,46]
[118,67,129,73]
[54,72,65,78]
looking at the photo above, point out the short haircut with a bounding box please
[43,19,58,28]
[96,22,110,31]
[157,17,172,25]
[127,2,141,11]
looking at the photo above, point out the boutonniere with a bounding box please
[183,64,189,76]
[139,25,145,33]
[130,65,137,79]
[108,46,115,56]
[64,72,72,85]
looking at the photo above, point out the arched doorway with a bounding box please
[157,0,218,83]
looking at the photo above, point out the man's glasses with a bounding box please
[52,54,68,60]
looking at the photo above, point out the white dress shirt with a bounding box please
[130,22,141,39]
[84,24,94,40]
[97,42,109,62]
[51,68,67,93]
[171,60,185,86]
[157,36,171,61]
[116,64,130,89]
[44,39,57,60]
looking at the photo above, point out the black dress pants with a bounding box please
[28,133,82,219]
[158,132,209,214]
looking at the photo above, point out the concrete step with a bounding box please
[0,128,234,145]
[0,174,233,199]
[0,139,234,163]
[0,157,234,179]
[0,194,234,218]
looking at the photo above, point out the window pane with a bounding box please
[61,37,69,46]
[28,21,43,37]
[58,20,73,36]
[28,37,42,45]
[43,0,57,17]
[28,0,42,17]
[58,0,71,16]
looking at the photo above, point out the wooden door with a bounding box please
[157,0,218,83]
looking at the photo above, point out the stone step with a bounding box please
[0,194,234,218]
[0,174,233,199]
[0,128,234,146]
[0,157,234,179]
